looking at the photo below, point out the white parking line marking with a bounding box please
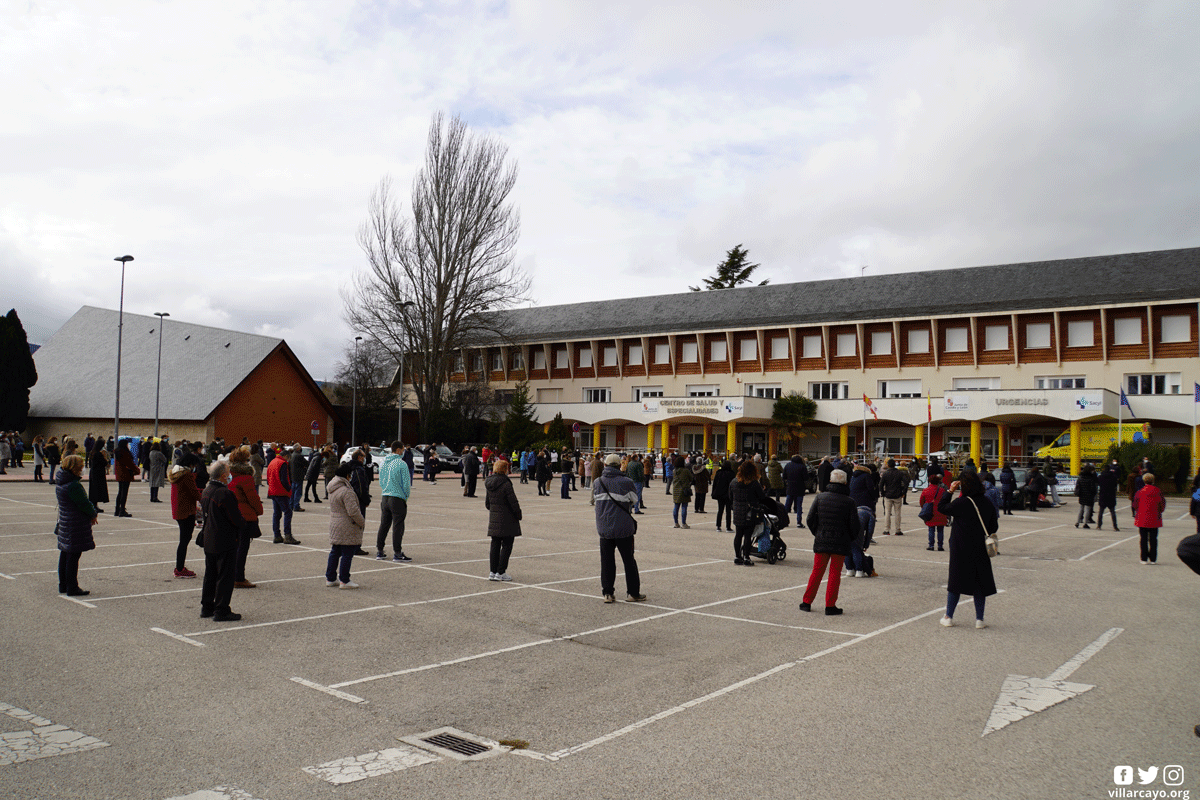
[538,601,957,760]
[184,605,395,636]
[289,677,367,704]
[151,627,205,647]
[60,594,96,608]
[321,585,814,691]
[1075,535,1140,561]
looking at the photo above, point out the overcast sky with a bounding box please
[4,0,1199,381]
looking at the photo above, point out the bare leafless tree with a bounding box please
[343,113,530,441]
[331,338,396,414]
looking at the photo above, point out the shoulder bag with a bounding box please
[968,496,999,557]
[598,479,637,535]
[918,486,942,523]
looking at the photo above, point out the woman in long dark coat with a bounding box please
[484,459,522,581]
[937,472,999,629]
[88,445,110,513]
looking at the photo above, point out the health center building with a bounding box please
[437,246,1200,477]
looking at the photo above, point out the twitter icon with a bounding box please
[1137,766,1158,784]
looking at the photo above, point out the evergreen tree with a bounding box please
[499,381,541,454]
[689,245,768,291]
[0,309,38,431]
[546,412,570,447]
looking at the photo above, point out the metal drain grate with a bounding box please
[421,733,491,757]
[402,727,504,761]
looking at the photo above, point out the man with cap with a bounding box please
[800,467,860,616]
[593,453,646,604]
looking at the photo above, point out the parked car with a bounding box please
[339,445,387,475]
[412,444,463,474]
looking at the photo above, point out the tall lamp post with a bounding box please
[395,301,414,442]
[112,255,134,446]
[153,312,170,437]
[351,335,363,447]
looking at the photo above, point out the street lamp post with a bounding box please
[153,312,170,437]
[395,301,414,442]
[113,255,134,446]
[351,335,363,447]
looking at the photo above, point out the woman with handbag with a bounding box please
[918,474,949,550]
[937,472,999,629]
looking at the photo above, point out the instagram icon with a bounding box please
[1163,765,1185,786]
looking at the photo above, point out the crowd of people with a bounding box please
[33,428,1198,629]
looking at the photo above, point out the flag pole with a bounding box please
[1118,388,1123,446]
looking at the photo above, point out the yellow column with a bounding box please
[703,423,712,454]
[996,424,1009,467]
[768,428,777,457]
[646,424,655,452]
[726,421,736,456]
[1069,419,1082,477]
[970,420,982,467]
[914,425,924,459]
[661,421,670,451]
[592,422,601,451]
[839,425,849,457]
[1192,423,1200,478]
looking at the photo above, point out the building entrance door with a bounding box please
[740,432,766,455]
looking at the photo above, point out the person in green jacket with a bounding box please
[625,453,646,514]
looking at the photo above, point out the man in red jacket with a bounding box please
[267,445,300,545]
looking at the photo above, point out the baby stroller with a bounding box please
[746,498,790,564]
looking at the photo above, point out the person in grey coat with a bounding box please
[484,459,521,581]
[594,454,646,604]
[147,442,168,503]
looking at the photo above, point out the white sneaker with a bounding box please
[498,573,513,581]
[844,570,854,578]
[855,570,866,578]
[325,580,338,587]
[975,619,986,629]
[939,616,954,627]
[488,573,499,581]
[1140,559,1149,565]
[338,581,359,589]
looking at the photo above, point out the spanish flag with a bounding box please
[927,393,932,422]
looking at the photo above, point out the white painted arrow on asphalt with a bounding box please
[982,627,1123,736]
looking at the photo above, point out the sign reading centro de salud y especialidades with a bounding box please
[641,398,745,418]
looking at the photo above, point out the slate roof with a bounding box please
[29,306,324,421]
[479,246,1200,344]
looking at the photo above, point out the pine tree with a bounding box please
[0,310,38,431]
[689,245,768,291]
[499,381,542,454]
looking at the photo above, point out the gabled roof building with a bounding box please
[28,307,336,445]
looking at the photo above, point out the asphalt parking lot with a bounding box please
[2,473,1198,800]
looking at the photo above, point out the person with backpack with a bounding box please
[920,473,949,551]
[1024,466,1047,512]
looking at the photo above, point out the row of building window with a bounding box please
[534,373,1184,404]
[456,311,1195,374]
